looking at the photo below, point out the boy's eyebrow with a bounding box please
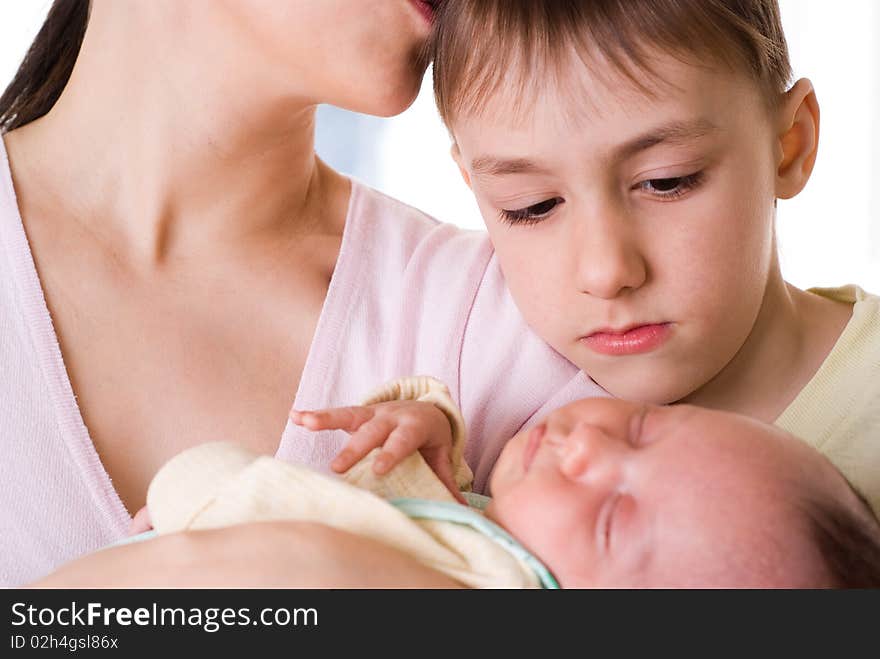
[615,118,720,161]
[469,119,720,178]
[470,156,552,178]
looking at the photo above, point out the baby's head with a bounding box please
[432,1,818,403]
[487,398,880,588]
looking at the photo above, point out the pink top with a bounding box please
[0,138,605,585]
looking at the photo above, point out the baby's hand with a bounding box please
[128,505,153,536]
[290,401,464,501]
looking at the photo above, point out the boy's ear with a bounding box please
[450,143,472,189]
[775,78,820,200]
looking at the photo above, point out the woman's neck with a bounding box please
[680,265,852,422]
[5,0,345,265]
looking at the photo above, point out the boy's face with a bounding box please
[451,53,783,403]
[488,398,849,588]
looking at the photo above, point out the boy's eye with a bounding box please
[637,172,704,200]
[498,197,564,225]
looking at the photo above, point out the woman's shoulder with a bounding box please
[348,179,490,259]
[0,133,33,312]
[0,134,20,228]
[343,180,493,304]
[349,179,440,230]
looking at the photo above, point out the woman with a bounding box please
[1,0,600,586]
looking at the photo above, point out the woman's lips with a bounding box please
[410,0,439,24]
[582,323,672,356]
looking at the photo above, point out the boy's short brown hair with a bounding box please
[432,0,792,125]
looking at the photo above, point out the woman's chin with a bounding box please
[358,80,424,118]
[336,58,427,118]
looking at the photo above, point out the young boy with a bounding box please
[150,395,880,588]
[424,0,879,518]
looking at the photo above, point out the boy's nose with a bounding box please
[573,214,646,299]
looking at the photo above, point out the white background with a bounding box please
[2,1,879,291]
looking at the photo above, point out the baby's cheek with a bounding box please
[495,486,570,555]
[487,488,536,537]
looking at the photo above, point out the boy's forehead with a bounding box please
[453,50,661,130]
[450,52,761,155]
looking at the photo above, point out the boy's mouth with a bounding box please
[582,323,673,357]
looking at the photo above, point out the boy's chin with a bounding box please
[591,369,697,406]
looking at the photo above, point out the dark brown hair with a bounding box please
[0,0,90,134]
[432,0,792,125]
[806,493,880,588]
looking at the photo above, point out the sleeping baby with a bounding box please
[143,380,880,588]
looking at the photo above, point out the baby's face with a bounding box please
[449,49,789,405]
[487,398,852,588]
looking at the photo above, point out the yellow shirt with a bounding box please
[775,286,880,518]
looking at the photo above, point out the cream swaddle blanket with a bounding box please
[147,377,542,588]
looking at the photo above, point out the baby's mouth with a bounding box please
[523,425,546,473]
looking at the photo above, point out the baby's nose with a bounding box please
[558,422,624,481]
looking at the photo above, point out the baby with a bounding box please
[145,385,880,588]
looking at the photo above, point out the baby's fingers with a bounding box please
[330,417,396,473]
[290,406,375,432]
[371,426,427,476]
[421,447,467,504]
[127,506,153,536]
